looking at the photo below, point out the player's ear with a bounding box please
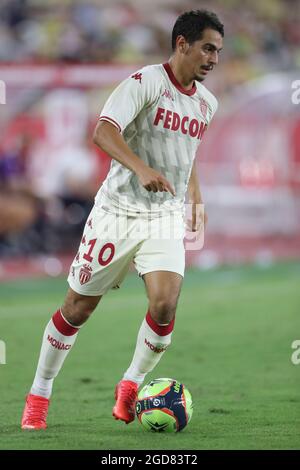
[176,35,189,54]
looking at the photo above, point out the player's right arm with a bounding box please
[94,67,175,195]
[93,121,175,195]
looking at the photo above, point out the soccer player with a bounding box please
[21,9,224,429]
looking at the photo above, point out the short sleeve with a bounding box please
[209,95,218,122]
[206,93,218,126]
[99,66,162,133]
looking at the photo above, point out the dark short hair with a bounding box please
[172,9,224,50]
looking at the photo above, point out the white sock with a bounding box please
[30,309,80,399]
[123,311,175,385]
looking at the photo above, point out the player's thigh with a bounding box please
[134,236,185,281]
[134,236,185,323]
[143,270,183,308]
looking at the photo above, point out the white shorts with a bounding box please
[67,205,185,296]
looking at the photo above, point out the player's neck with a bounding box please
[168,58,194,91]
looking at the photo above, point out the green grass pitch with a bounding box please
[0,262,299,450]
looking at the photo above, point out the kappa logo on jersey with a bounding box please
[71,266,75,278]
[75,252,80,262]
[131,72,142,84]
[153,107,207,140]
[81,235,86,245]
[79,264,93,285]
[199,97,208,119]
[47,335,71,350]
[162,88,174,101]
[87,218,93,229]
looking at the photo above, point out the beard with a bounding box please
[194,73,206,83]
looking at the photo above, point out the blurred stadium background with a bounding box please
[0,0,300,280]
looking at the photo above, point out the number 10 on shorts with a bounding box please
[83,239,115,266]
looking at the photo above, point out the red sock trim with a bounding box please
[52,310,79,336]
[145,311,175,336]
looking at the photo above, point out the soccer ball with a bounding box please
[135,378,193,432]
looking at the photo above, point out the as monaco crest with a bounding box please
[199,98,208,119]
[79,264,92,285]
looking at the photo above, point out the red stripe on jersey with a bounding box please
[146,311,175,336]
[99,116,122,133]
[52,310,79,336]
[163,63,196,97]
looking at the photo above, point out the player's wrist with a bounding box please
[133,160,149,177]
[188,197,203,205]
[187,188,202,204]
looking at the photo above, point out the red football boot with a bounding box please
[112,380,138,424]
[21,394,49,430]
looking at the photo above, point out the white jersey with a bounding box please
[96,63,218,217]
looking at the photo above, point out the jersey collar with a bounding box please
[163,63,197,96]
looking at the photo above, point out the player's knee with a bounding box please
[149,298,177,325]
[61,291,100,326]
[61,301,94,326]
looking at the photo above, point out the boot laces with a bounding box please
[26,398,48,423]
[119,384,137,408]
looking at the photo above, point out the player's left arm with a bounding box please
[186,93,217,231]
[187,159,207,232]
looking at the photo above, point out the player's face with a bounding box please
[184,28,223,82]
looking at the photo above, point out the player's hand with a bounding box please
[186,202,207,232]
[136,165,176,196]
